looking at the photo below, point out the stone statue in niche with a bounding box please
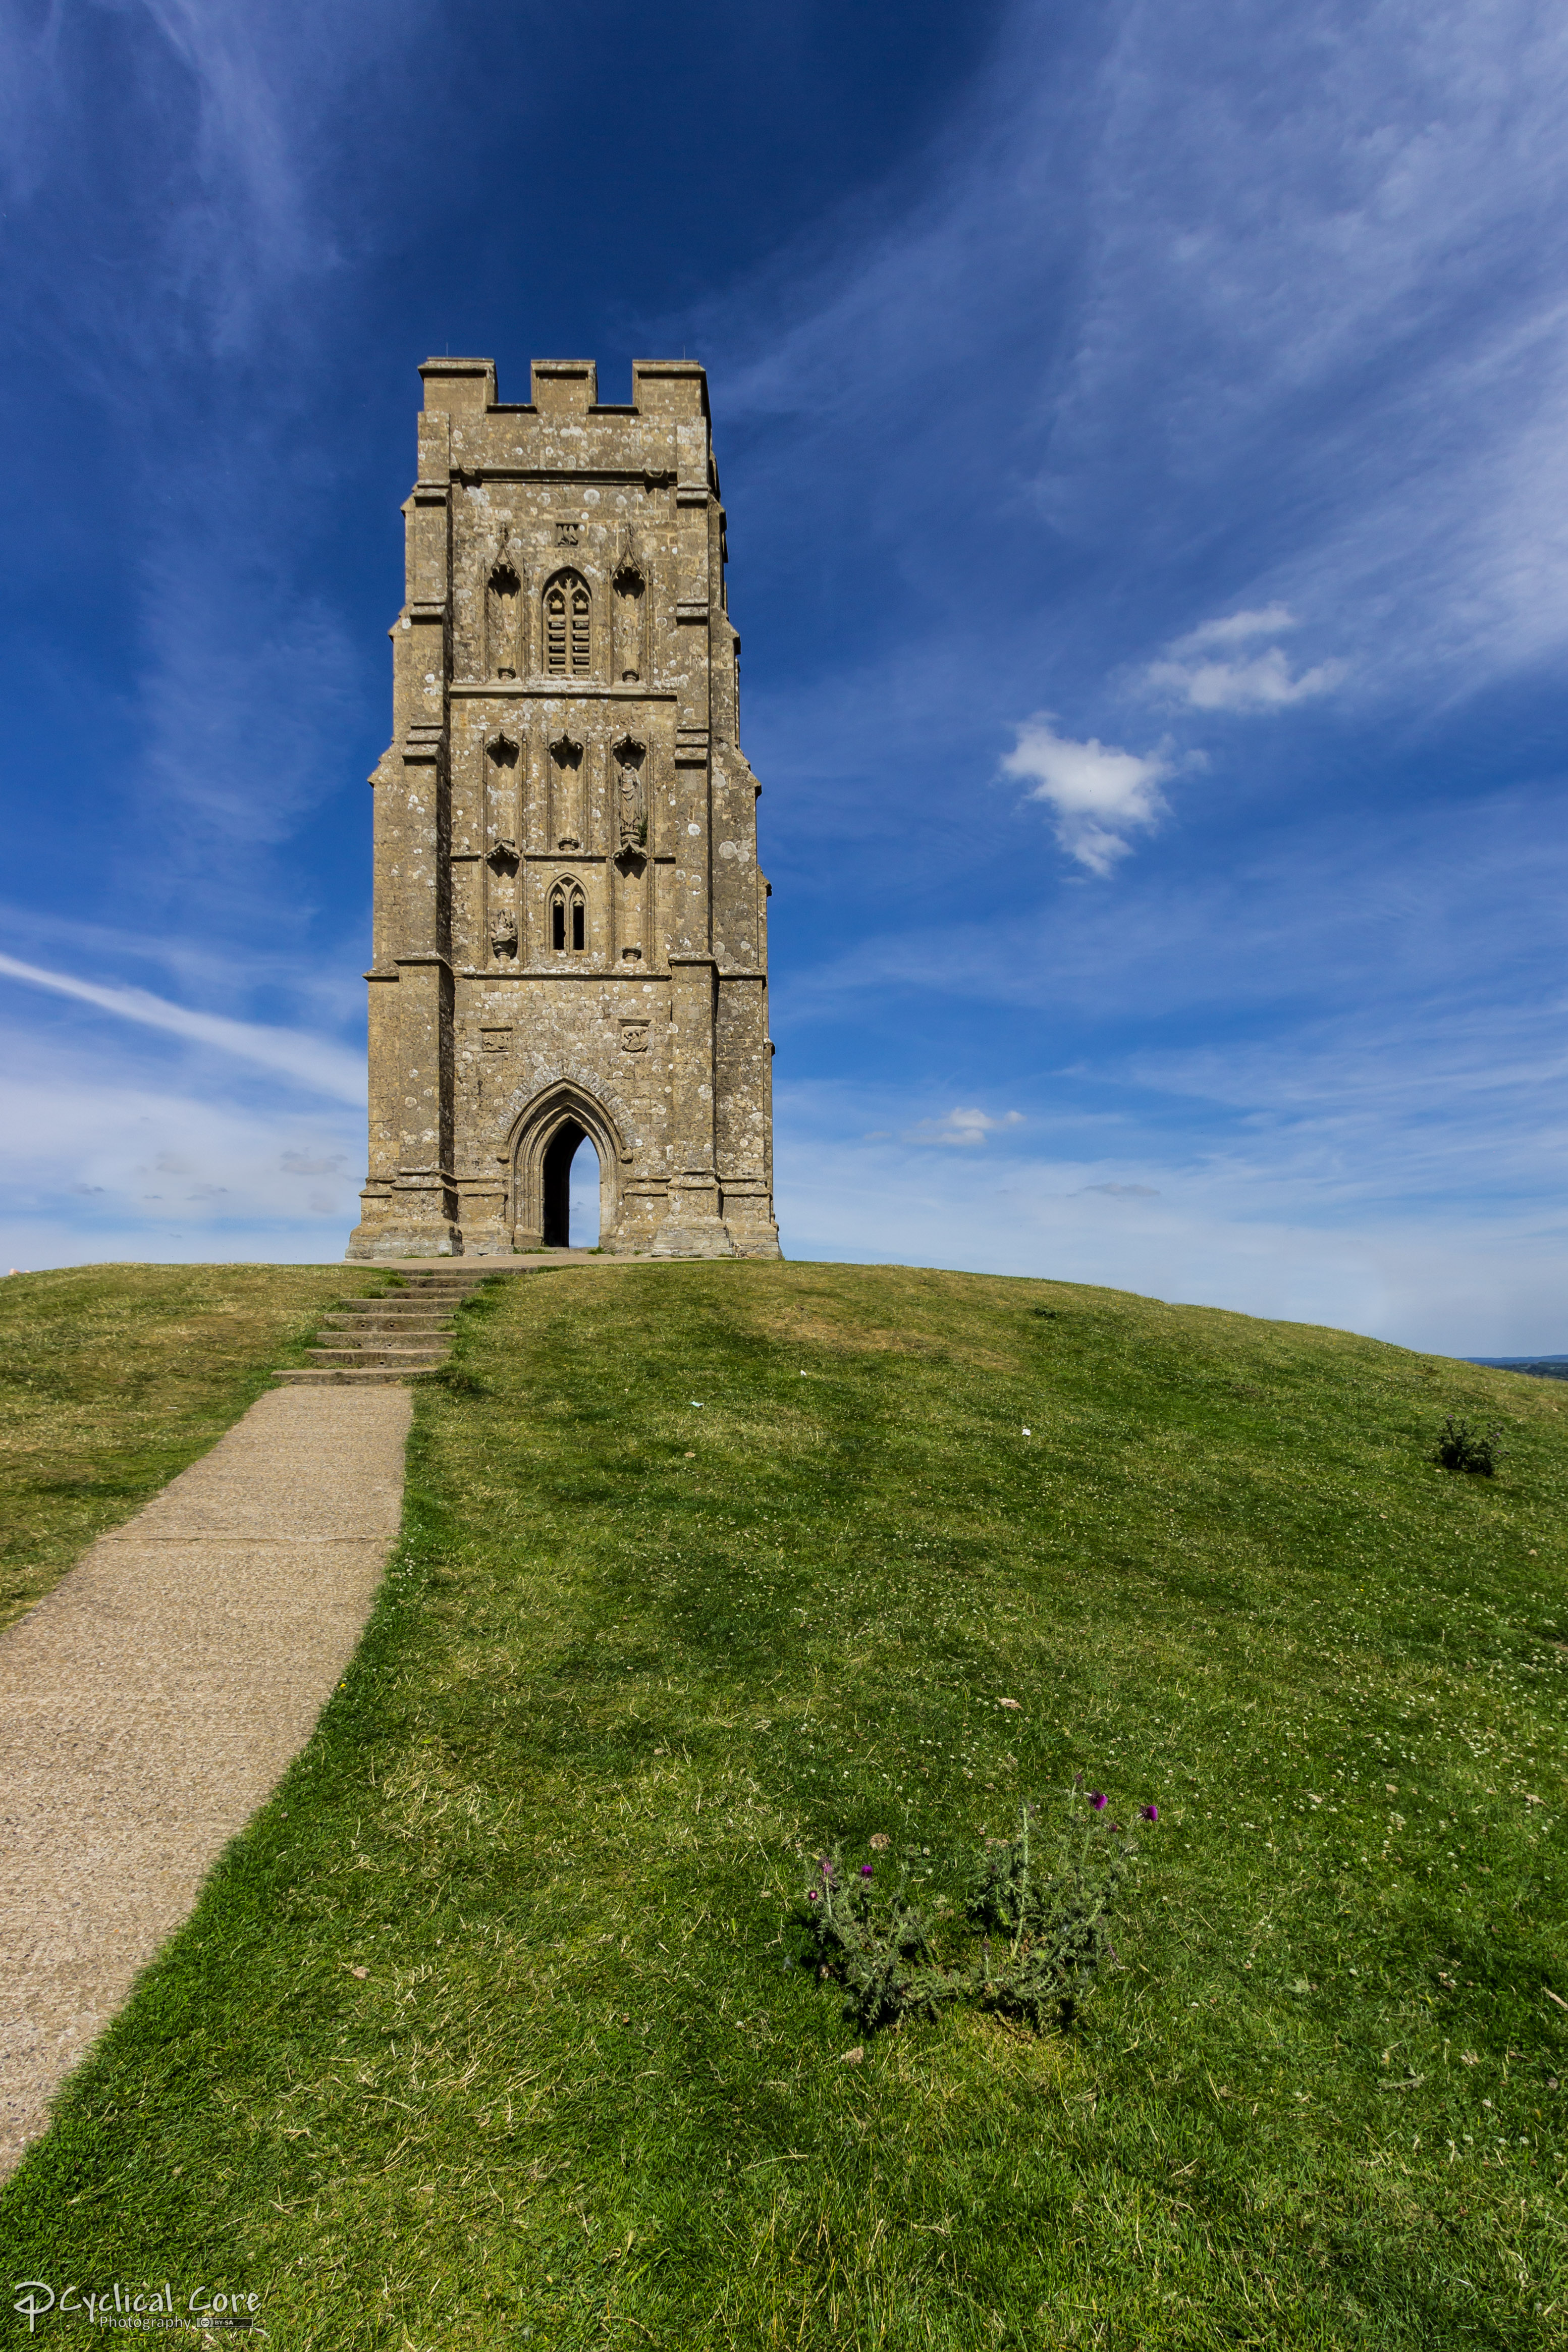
[490,908,518,958]
[613,736,647,869]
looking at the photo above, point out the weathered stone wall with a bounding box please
[348,354,780,1260]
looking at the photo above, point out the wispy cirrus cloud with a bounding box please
[1000,716,1179,875]
[0,952,364,1105]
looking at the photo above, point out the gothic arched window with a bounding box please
[550,882,586,953]
[544,571,591,677]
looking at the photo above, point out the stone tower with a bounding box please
[347,355,781,1261]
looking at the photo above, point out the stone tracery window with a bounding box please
[544,570,591,677]
[551,882,586,953]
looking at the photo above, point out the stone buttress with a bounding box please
[347,355,781,1261]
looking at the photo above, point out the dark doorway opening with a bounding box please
[541,1120,585,1247]
[540,1124,601,1248]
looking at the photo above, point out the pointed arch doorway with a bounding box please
[509,1081,624,1251]
[539,1120,601,1247]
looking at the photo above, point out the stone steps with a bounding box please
[324,1299,465,1312]
[304,1353,449,1370]
[274,1271,500,1386]
[316,1315,456,1332]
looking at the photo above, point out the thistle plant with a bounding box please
[803,1851,961,2030]
[799,1782,1155,2037]
[1435,1415,1503,1476]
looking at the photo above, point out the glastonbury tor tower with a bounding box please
[347,354,781,1261]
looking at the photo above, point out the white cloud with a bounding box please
[1001,716,1174,875]
[903,1107,1025,1148]
[1146,647,1346,713]
[1144,607,1346,712]
[0,952,365,1105]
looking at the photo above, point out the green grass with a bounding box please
[2,1261,1566,2347]
[0,1262,391,1633]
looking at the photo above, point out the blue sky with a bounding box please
[4,0,1568,1353]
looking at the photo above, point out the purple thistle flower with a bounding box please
[860,1862,874,1877]
[1110,1822,1122,1834]
[1090,1791,1108,1811]
[806,1889,821,1902]
[1141,1802,1160,1824]
[1073,1771,1084,1788]
[821,1858,834,1877]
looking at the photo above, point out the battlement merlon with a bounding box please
[416,357,497,416]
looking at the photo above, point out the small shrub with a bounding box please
[798,1783,1150,2037]
[1435,1415,1503,1476]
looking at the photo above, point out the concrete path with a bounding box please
[0,1384,412,2181]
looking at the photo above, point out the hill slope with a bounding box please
[3,1262,1564,2348]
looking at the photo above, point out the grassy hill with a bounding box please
[2,1261,1564,2348]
